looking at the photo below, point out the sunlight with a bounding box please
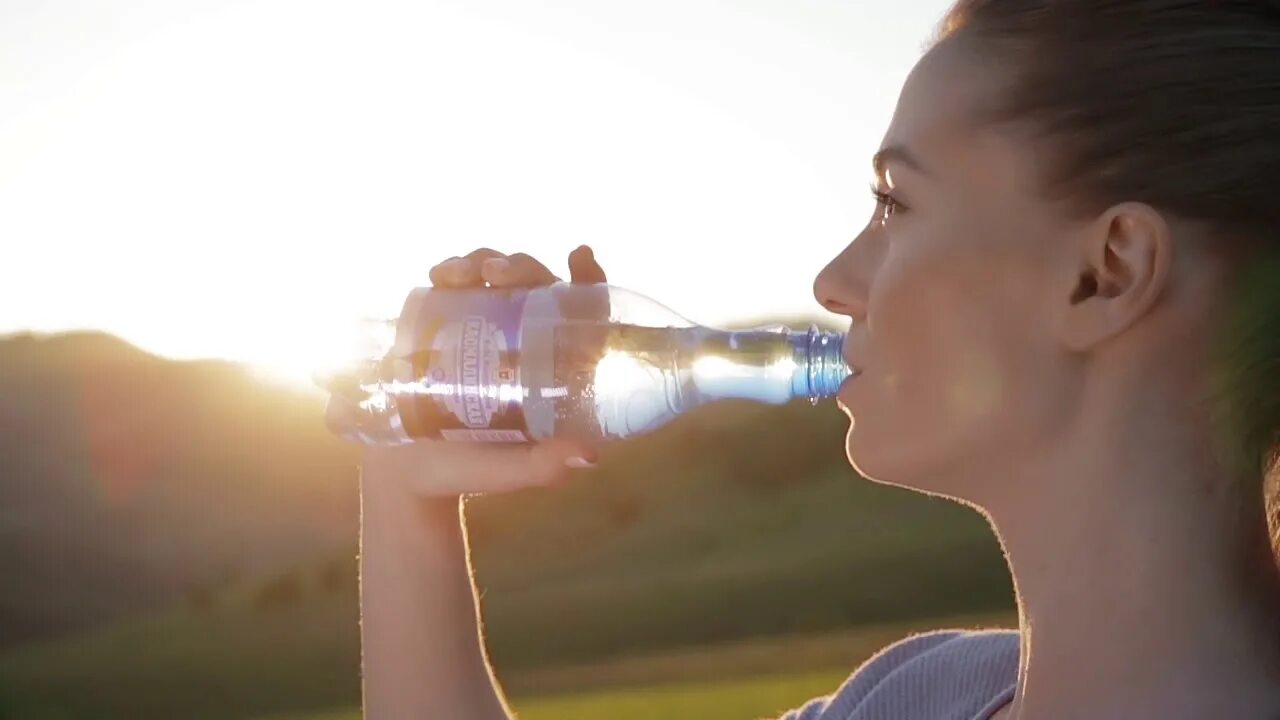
[593,350,673,435]
[248,334,365,394]
[594,351,664,397]
[692,354,797,381]
[0,0,954,370]
[692,354,797,404]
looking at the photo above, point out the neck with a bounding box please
[980,370,1280,720]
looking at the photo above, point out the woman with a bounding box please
[356,1,1280,718]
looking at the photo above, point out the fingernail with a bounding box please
[482,257,510,274]
[565,456,597,469]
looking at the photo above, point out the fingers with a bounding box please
[429,249,563,289]
[483,253,560,288]
[406,443,561,495]
[568,245,608,284]
[362,440,597,497]
[429,248,505,288]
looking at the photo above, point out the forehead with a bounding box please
[879,38,1022,188]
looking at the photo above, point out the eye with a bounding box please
[868,182,907,221]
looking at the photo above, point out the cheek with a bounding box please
[876,259,1009,422]
[851,230,1036,474]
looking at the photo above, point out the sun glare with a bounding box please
[0,0,954,372]
[246,331,363,393]
[593,351,664,396]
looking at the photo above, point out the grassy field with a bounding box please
[0,451,1014,719]
[0,595,1013,720]
[252,609,1015,720]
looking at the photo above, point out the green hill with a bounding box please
[0,331,358,649]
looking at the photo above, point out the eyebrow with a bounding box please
[872,145,930,184]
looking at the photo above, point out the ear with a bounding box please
[1058,202,1174,352]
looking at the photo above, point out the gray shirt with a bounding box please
[780,629,1020,720]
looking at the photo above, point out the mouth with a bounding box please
[838,339,862,396]
[839,367,861,389]
[842,355,863,381]
[837,364,861,405]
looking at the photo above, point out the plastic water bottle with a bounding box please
[319,283,850,445]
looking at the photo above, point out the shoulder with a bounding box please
[779,628,1019,720]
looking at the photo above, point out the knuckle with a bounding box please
[429,256,461,273]
[480,261,511,284]
[506,253,552,278]
[431,259,473,286]
[506,252,541,271]
[466,247,504,261]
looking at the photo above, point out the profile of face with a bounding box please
[814,37,1089,501]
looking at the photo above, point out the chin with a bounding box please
[844,419,893,484]
[843,419,962,500]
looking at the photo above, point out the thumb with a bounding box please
[445,440,595,494]
[364,440,597,497]
[568,245,608,284]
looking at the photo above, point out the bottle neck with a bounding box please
[787,326,850,402]
[687,326,849,406]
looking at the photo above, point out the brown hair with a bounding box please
[935,0,1280,593]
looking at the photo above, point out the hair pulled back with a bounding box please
[938,0,1280,582]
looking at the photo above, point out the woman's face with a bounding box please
[814,38,1081,499]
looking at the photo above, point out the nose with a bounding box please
[812,236,870,322]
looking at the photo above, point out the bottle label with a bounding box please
[395,288,530,442]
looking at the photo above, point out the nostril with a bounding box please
[814,280,847,314]
[817,292,867,321]
[813,258,868,320]
[821,297,849,314]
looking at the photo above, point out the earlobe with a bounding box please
[1057,203,1174,353]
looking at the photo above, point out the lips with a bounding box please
[840,332,864,383]
[843,354,864,377]
[841,342,863,376]
[839,354,863,401]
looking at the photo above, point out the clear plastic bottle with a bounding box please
[318,283,850,445]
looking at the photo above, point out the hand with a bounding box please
[428,244,607,288]
[363,245,609,497]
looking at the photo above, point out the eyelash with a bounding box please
[868,183,907,218]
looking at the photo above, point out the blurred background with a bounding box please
[0,1,1016,718]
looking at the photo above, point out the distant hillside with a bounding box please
[0,332,359,649]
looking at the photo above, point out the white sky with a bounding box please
[0,0,952,384]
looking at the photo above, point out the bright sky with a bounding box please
[0,0,953,385]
